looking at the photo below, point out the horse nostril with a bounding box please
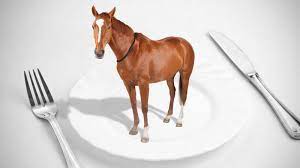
[99,50,104,55]
[94,49,105,59]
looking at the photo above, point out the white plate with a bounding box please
[68,57,254,161]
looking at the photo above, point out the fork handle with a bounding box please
[48,118,81,168]
[247,73,300,139]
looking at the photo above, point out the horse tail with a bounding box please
[178,38,194,106]
[178,72,184,106]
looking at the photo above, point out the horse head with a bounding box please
[91,6,116,59]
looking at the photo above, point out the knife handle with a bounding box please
[247,73,300,139]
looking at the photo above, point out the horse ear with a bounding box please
[92,6,99,17]
[108,7,116,17]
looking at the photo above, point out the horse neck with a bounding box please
[109,17,134,61]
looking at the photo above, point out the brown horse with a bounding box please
[91,6,194,143]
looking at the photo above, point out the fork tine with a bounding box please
[29,70,41,105]
[37,69,54,103]
[24,71,35,106]
[33,69,47,104]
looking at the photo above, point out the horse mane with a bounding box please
[111,17,134,34]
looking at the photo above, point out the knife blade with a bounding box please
[209,31,256,75]
[209,31,300,139]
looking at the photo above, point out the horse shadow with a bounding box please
[54,79,224,167]
[63,97,177,138]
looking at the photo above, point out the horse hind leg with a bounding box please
[176,71,191,127]
[163,77,176,123]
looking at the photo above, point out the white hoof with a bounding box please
[176,105,184,127]
[141,137,149,143]
[163,115,172,123]
[129,128,138,135]
[176,123,183,127]
[141,126,149,143]
[176,119,182,127]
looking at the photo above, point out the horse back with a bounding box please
[138,34,194,82]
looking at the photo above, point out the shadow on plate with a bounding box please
[56,79,221,167]
[66,97,177,135]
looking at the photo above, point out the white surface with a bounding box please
[68,56,254,160]
[0,0,299,168]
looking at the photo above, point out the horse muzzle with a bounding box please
[94,49,104,59]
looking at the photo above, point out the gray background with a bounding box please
[0,0,299,167]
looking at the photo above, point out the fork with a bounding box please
[24,69,81,168]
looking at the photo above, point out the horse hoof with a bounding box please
[176,123,183,127]
[163,118,170,123]
[141,137,149,143]
[129,129,138,135]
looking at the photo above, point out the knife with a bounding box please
[209,31,300,139]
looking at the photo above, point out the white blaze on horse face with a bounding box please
[95,19,104,42]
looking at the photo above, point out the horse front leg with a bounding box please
[139,83,150,143]
[124,83,139,135]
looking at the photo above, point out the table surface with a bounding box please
[0,0,299,168]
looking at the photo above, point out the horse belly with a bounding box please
[148,55,182,83]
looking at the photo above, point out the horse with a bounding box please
[91,6,195,143]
